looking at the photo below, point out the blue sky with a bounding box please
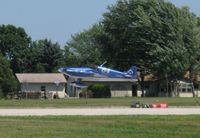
[0,0,199,47]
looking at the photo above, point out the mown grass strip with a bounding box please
[0,97,199,108]
[0,115,199,138]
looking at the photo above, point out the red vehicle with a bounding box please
[150,103,168,108]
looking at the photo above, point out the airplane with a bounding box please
[58,61,137,79]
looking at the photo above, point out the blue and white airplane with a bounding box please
[58,61,137,79]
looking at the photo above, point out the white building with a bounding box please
[16,73,67,99]
[66,76,137,97]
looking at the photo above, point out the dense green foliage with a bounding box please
[100,0,200,96]
[64,24,105,67]
[0,55,17,97]
[0,24,31,73]
[102,0,200,74]
[102,0,200,75]
[0,116,199,138]
[88,83,111,98]
[30,39,64,73]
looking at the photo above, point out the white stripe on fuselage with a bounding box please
[100,67,110,74]
[99,67,127,77]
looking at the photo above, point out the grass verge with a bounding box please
[0,115,199,138]
[0,97,199,108]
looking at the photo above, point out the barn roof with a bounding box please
[16,73,67,83]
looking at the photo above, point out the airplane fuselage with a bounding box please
[58,67,95,77]
[97,67,132,78]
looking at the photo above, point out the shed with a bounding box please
[16,73,67,98]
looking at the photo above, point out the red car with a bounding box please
[150,103,168,108]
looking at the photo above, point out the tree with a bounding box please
[30,39,63,73]
[101,0,200,96]
[0,24,31,73]
[149,7,200,96]
[178,7,200,96]
[0,55,17,98]
[64,24,105,67]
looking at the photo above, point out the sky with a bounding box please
[0,0,200,47]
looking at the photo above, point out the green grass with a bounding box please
[0,97,200,108]
[0,116,199,138]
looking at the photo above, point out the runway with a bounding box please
[0,107,200,116]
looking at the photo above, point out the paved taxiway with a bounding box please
[0,107,199,116]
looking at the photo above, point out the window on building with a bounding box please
[182,88,186,92]
[41,86,46,92]
[179,83,193,93]
[187,88,192,92]
[112,84,127,91]
[160,88,164,92]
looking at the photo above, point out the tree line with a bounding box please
[0,0,200,97]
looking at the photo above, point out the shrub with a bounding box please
[88,84,111,98]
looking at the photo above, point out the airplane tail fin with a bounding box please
[127,66,137,79]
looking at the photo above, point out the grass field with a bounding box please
[0,115,199,138]
[0,97,199,108]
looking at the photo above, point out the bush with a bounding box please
[87,84,111,98]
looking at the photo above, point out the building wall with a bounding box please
[110,83,132,97]
[66,76,134,97]
[84,82,133,97]
[66,77,77,97]
[20,83,66,98]
[111,90,132,97]
[141,80,198,97]
[179,93,193,97]
[197,90,200,97]
[137,81,158,97]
